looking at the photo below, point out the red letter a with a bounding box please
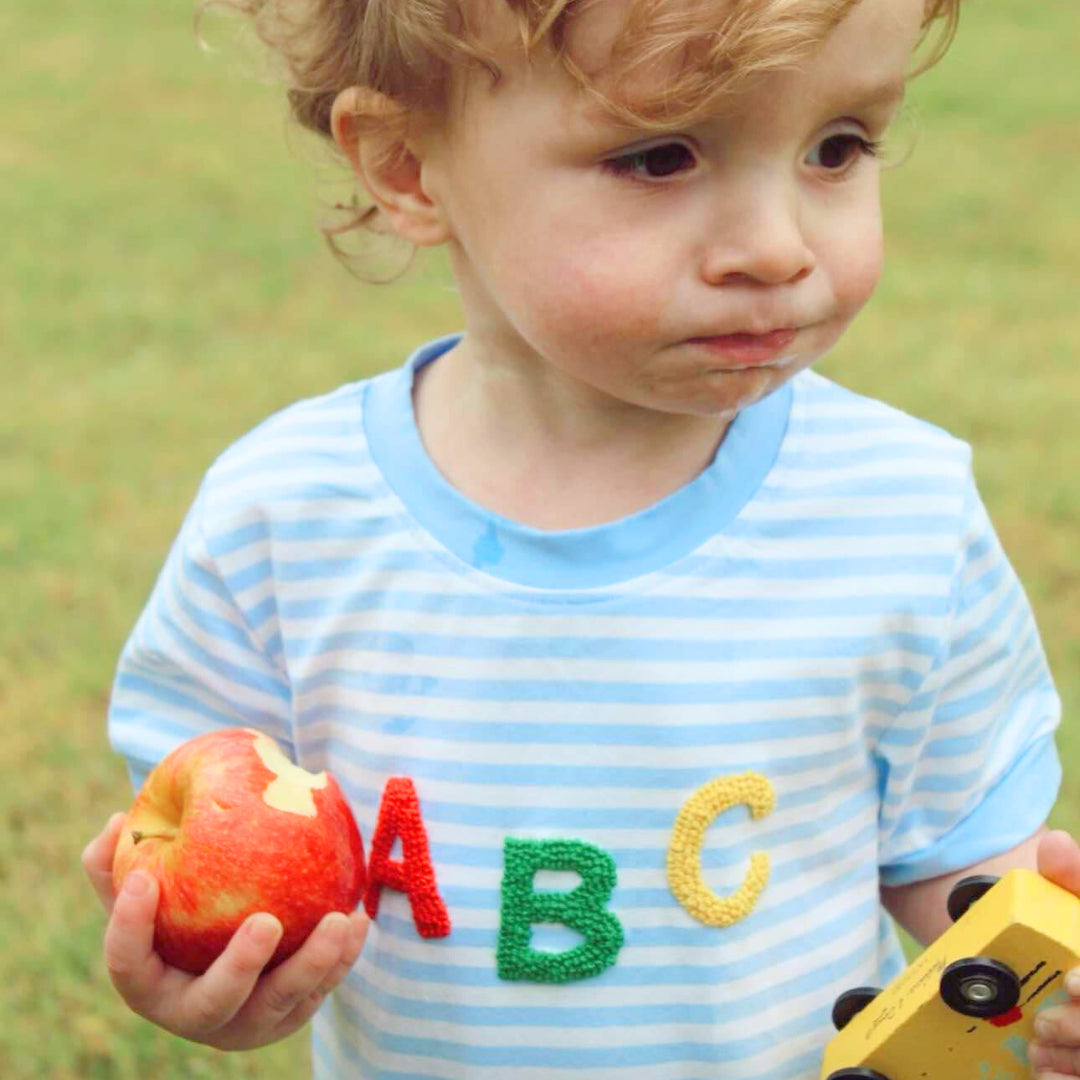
[363,777,451,938]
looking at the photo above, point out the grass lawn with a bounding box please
[1,0,1077,1075]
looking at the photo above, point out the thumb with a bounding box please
[1037,830,1080,895]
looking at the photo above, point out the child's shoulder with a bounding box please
[194,370,391,524]
[792,368,973,467]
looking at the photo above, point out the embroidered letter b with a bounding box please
[497,838,624,983]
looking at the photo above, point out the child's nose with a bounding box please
[699,189,816,288]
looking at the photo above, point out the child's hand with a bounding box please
[81,811,369,1051]
[1027,830,1080,1078]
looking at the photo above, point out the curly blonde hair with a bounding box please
[200,0,961,275]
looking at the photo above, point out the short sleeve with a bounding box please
[876,467,1062,886]
[107,484,293,792]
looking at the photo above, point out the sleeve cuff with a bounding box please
[879,734,1061,886]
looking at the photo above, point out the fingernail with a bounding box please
[247,914,281,946]
[1066,968,1080,996]
[123,871,150,897]
[322,912,349,941]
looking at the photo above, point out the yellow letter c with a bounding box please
[667,772,776,927]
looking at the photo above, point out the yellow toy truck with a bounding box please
[821,869,1078,1079]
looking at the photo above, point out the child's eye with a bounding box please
[604,142,697,181]
[806,133,882,172]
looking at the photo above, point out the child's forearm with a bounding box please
[879,826,1047,946]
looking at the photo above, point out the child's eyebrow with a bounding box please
[576,74,908,134]
[571,75,909,143]
[827,77,908,112]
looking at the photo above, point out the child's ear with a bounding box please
[330,86,450,248]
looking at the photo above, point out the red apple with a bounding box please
[112,726,365,974]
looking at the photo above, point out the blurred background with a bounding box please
[1,0,1077,1075]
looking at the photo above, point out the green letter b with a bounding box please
[497,838,624,983]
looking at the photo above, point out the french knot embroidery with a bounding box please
[497,837,624,984]
[666,771,776,927]
[363,776,451,939]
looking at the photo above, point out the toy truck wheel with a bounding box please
[825,1069,891,1080]
[946,875,1000,922]
[831,987,882,1031]
[940,957,1021,1017]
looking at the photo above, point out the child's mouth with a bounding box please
[688,328,797,367]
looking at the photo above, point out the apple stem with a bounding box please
[131,830,177,844]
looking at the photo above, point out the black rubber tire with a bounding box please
[831,987,882,1031]
[946,874,1000,922]
[940,957,1021,1017]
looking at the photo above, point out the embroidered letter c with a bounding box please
[667,772,776,927]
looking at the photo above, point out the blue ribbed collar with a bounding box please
[364,333,791,589]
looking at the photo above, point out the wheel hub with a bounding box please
[961,978,997,1004]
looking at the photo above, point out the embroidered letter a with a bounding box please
[364,777,451,938]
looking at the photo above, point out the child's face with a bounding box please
[418,0,924,419]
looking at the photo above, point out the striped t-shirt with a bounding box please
[108,333,1061,1080]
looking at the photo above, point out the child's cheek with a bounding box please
[513,241,667,353]
[833,218,885,324]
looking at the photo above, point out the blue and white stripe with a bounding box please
[109,336,1060,1079]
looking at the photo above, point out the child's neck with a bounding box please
[412,338,733,531]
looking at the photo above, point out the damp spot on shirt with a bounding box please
[473,523,505,568]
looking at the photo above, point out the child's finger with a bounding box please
[1037,830,1080,896]
[1034,1004,1080,1049]
[103,870,168,1008]
[344,910,370,966]
[1028,1039,1080,1076]
[81,812,127,915]
[245,911,351,1029]
[312,911,369,997]
[254,911,368,1043]
[175,913,284,1036]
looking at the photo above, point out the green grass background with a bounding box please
[1,0,1077,1075]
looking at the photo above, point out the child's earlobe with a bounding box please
[329,86,450,248]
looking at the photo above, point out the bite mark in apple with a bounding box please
[247,729,328,817]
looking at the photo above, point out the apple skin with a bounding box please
[112,727,365,975]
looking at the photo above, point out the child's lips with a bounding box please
[688,328,798,367]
